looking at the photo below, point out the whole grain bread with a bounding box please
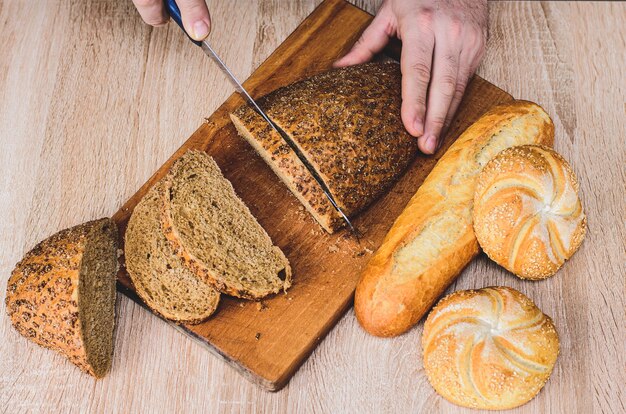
[124,183,220,324]
[230,61,418,233]
[6,218,119,378]
[159,150,292,299]
[355,101,555,337]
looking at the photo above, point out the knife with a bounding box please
[164,0,359,237]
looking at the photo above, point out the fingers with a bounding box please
[421,26,461,154]
[443,56,471,134]
[176,0,212,41]
[443,27,486,137]
[334,11,394,67]
[132,0,169,26]
[399,23,435,139]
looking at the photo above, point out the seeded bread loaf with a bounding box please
[159,151,291,299]
[124,183,220,324]
[230,62,418,233]
[355,101,555,337]
[6,218,118,378]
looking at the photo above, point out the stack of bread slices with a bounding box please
[124,150,292,324]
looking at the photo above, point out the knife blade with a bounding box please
[164,0,359,237]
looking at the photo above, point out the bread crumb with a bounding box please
[328,245,339,253]
[255,333,261,340]
[353,247,374,258]
[256,301,267,311]
[238,302,245,308]
[117,249,124,258]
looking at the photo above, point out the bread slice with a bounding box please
[159,150,292,299]
[5,218,118,378]
[125,183,220,324]
[230,61,419,233]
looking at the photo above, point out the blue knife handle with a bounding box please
[164,0,202,46]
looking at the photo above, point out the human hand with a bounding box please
[335,0,488,154]
[132,0,211,41]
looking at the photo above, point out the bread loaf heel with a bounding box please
[355,101,555,337]
[6,218,119,378]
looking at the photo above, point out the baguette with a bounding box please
[354,101,555,337]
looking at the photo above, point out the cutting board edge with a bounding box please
[116,281,283,391]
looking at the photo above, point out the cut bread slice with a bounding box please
[6,218,118,378]
[230,61,418,233]
[159,150,292,299]
[125,183,220,324]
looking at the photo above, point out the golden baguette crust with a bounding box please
[230,62,418,233]
[355,101,555,337]
[422,287,559,410]
[473,145,586,279]
[5,219,118,378]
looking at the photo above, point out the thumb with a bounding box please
[176,0,212,41]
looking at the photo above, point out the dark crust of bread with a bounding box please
[231,61,419,233]
[5,218,118,378]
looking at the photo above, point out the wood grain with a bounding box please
[113,0,512,391]
[0,0,624,412]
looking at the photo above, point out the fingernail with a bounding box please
[192,20,210,40]
[425,135,437,154]
[413,118,424,136]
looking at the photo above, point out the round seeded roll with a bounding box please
[422,286,559,410]
[473,145,586,279]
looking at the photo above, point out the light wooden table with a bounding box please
[1,1,624,412]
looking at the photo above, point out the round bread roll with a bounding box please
[473,145,586,279]
[422,286,559,410]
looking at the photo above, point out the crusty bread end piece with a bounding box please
[6,218,118,378]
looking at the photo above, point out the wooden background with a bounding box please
[1,1,624,412]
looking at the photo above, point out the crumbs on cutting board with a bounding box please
[256,301,268,311]
[353,247,374,258]
[255,333,261,340]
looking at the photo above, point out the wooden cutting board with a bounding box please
[112,0,513,391]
